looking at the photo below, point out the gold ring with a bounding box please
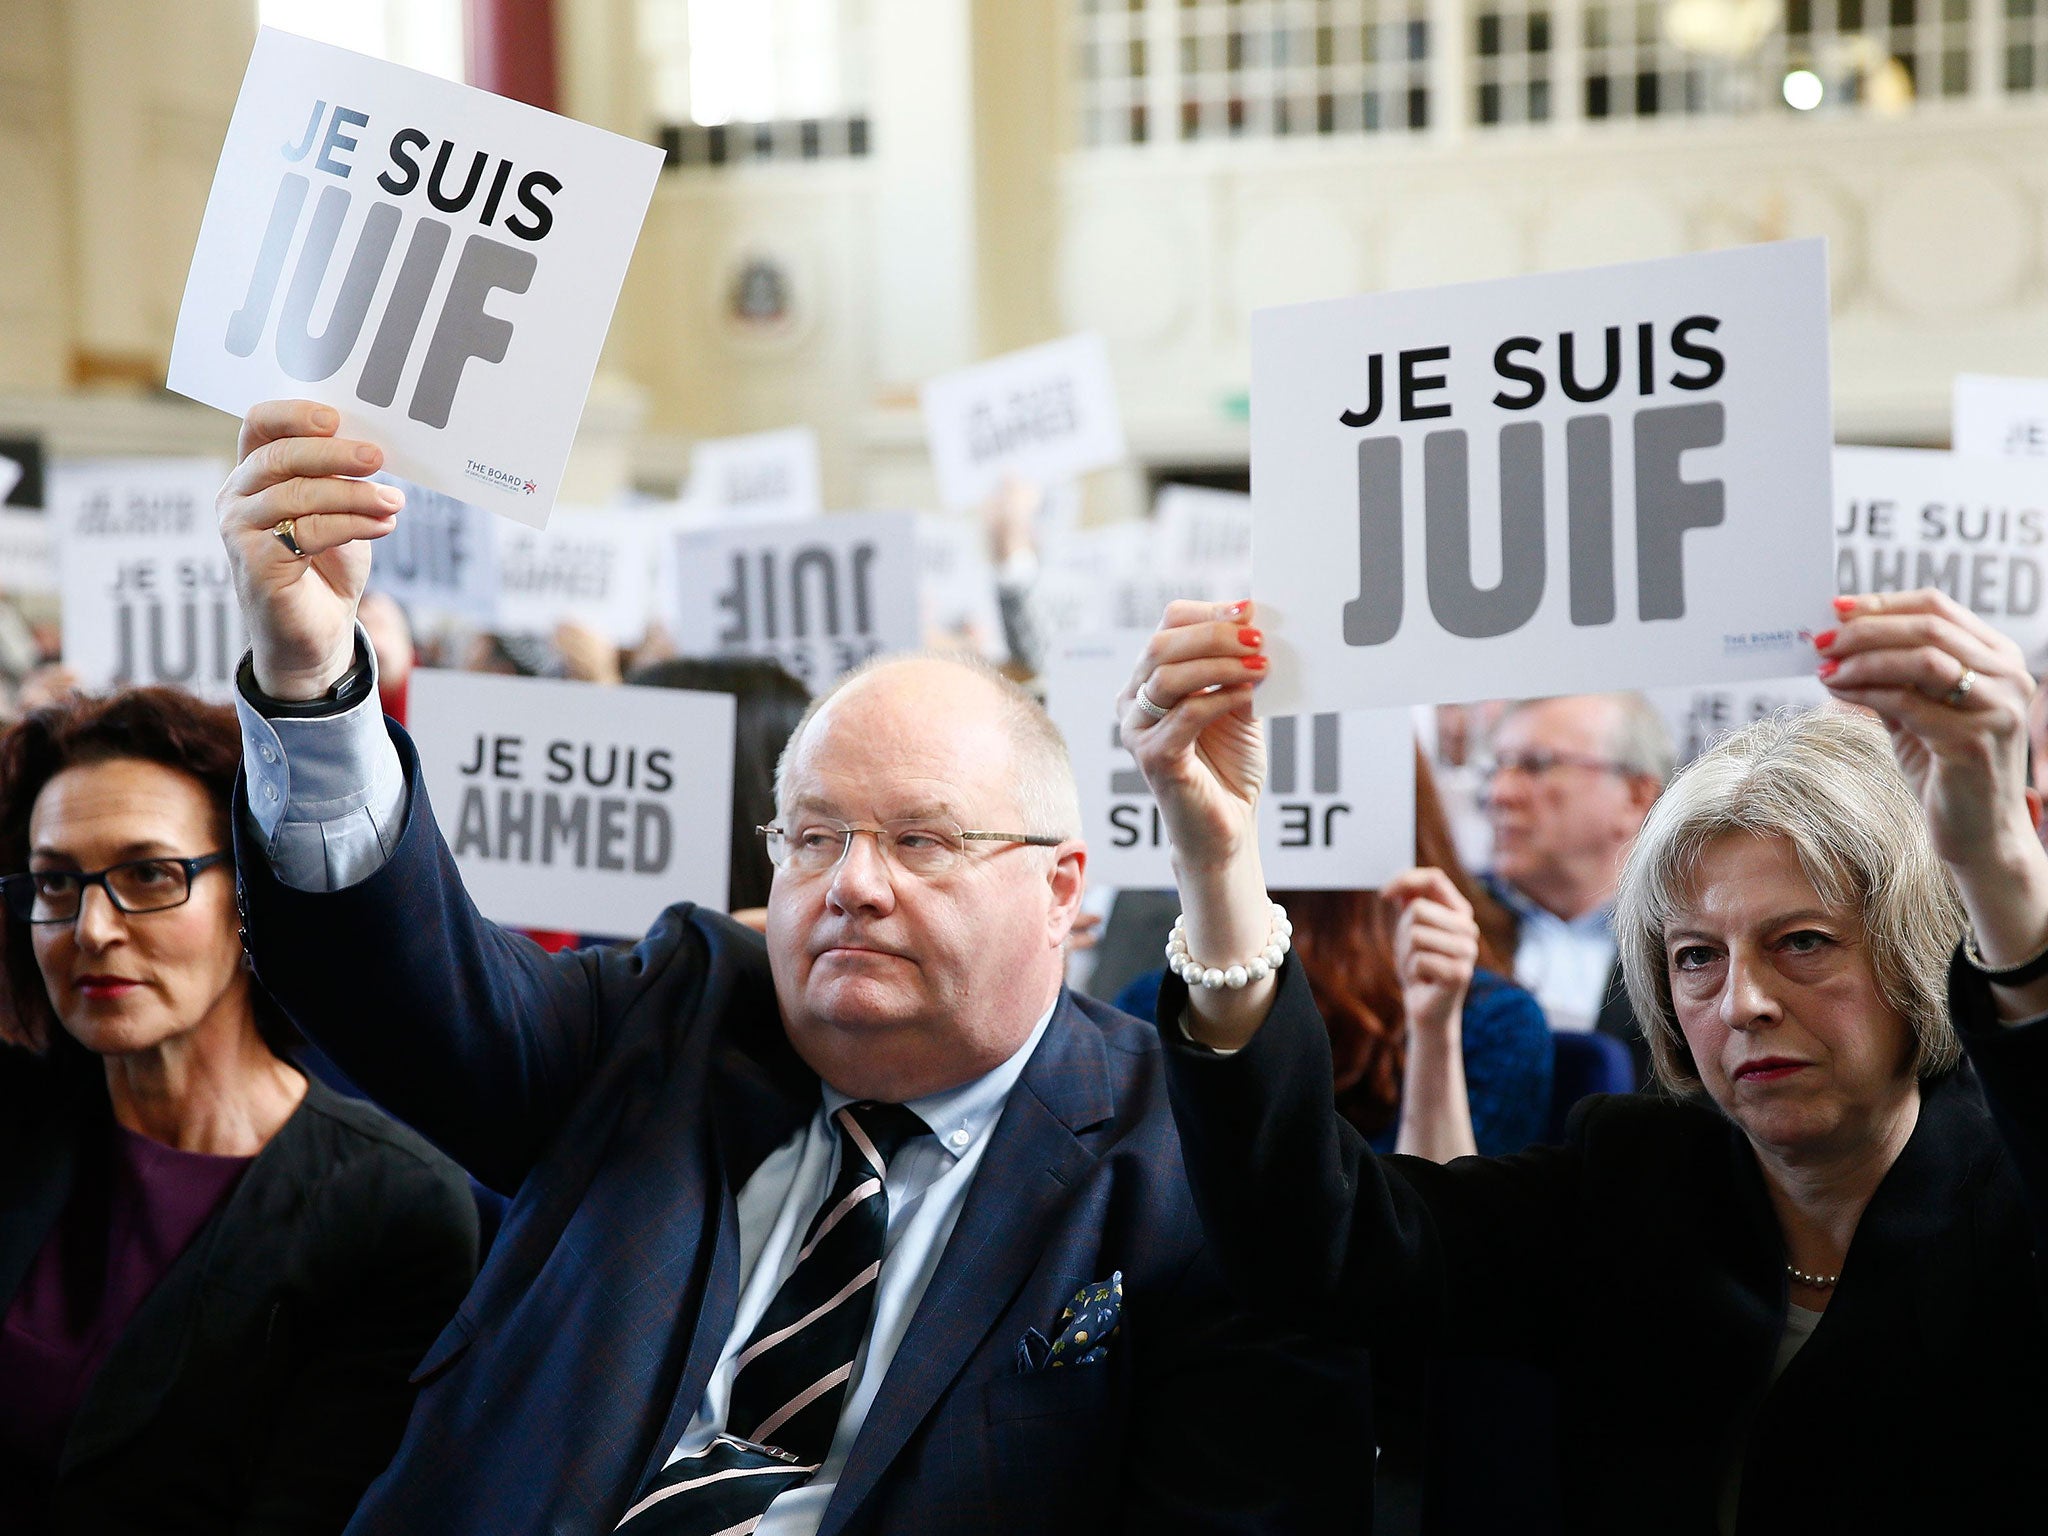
[1943,667,1977,708]
[271,518,308,559]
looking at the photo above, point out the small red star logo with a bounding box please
[523,481,536,495]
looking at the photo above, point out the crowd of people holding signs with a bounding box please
[4,23,2048,1536]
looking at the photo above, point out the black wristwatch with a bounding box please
[237,637,375,719]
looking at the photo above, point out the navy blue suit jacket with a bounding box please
[233,726,1371,1536]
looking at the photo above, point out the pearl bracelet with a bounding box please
[1165,902,1291,990]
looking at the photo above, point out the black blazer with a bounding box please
[230,724,1374,1536]
[0,1041,478,1536]
[1161,953,2048,1534]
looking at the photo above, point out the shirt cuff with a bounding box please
[235,623,409,892]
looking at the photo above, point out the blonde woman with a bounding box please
[1125,589,2048,1532]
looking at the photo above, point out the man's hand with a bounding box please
[217,400,404,700]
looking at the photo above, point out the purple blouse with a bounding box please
[0,1122,252,1529]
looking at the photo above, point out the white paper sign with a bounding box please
[0,511,56,596]
[1251,240,1836,714]
[1649,677,1834,768]
[167,28,662,529]
[915,514,1003,656]
[1953,375,2048,462]
[686,427,823,526]
[1046,633,1416,889]
[408,671,735,934]
[1834,446,2048,661]
[670,511,923,689]
[919,333,1128,511]
[1153,484,1253,583]
[52,459,244,700]
[366,476,499,621]
[1029,499,1252,643]
[493,510,657,644]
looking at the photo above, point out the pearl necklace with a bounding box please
[1785,1263,1840,1289]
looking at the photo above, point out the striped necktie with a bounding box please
[616,1100,930,1535]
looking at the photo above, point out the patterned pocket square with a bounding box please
[1016,1272,1123,1373]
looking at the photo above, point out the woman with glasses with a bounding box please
[1124,590,2048,1532]
[0,687,476,1536]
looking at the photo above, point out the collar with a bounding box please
[1486,871,1614,936]
[822,1000,1058,1163]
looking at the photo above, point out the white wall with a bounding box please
[1057,106,2048,457]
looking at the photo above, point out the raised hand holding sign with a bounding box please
[215,400,401,700]
[1115,601,1280,1048]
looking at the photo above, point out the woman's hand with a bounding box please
[1118,600,1275,1048]
[1386,867,1479,1038]
[1117,599,1268,872]
[217,400,404,700]
[1819,587,2048,1013]
[1387,866,1482,1162]
[555,620,624,686]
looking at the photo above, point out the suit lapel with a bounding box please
[633,1023,819,1494]
[56,1081,321,1475]
[0,1052,94,1309]
[820,995,1115,1536]
[1795,1070,1993,1377]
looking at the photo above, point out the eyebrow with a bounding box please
[1665,909,1839,943]
[29,839,187,864]
[783,797,961,823]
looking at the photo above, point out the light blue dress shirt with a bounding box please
[233,642,1055,1533]
[666,1007,1051,1534]
[235,627,409,892]
[1491,877,1617,1034]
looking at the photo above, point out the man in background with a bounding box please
[1482,693,1673,1079]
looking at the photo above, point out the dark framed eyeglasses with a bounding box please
[1,853,231,925]
[757,819,1065,879]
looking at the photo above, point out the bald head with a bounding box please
[775,652,1081,839]
[763,650,1089,1102]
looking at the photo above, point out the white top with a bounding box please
[1495,881,1618,1034]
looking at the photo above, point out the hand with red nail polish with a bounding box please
[1116,597,1277,1047]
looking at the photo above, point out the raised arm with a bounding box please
[1386,866,1483,1163]
[218,399,404,702]
[1820,589,2048,1233]
[216,402,654,1185]
[1114,600,1278,1049]
[1123,604,1578,1353]
[1818,589,2048,1020]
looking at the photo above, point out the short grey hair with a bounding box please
[773,651,1082,838]
[1614,709,1963,1095]
[1504,692,1676,786]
